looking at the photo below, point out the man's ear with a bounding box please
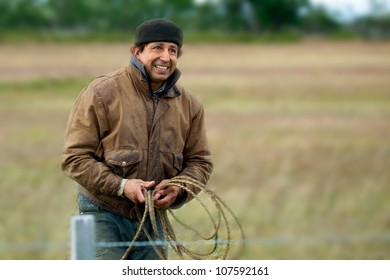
[131,45,140,57]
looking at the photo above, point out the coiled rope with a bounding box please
[120,176,245,260]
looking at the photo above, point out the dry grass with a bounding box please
[0,40,389,259]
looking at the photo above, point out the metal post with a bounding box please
[71,215,96,260]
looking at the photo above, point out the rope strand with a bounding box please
[121,176,245,260]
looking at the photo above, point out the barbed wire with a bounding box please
[96,234,390,248]
[1,233,390,252]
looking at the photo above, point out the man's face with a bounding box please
[134,42,179,90]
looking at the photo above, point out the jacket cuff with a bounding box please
[117,178,128,197]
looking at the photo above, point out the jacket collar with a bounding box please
[130,55,181,100]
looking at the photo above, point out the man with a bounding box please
[61,18,213,260]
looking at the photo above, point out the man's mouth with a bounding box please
[155,65,169,71]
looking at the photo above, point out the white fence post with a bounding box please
[71,215,95,260]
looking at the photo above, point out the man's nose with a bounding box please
[160,49,170,61]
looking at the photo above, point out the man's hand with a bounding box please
[153,179,181,209]
[123,179,155,204]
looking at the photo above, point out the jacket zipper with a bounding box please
[146,99,158,181]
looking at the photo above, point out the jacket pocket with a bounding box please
[105,149,142,178]
[172,152,183,178]
[160,152,183,179]
[173,153,183,173]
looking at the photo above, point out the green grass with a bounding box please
[0,30,304,44]
[0,42,389,259]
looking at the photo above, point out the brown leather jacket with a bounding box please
[61,63,213,219]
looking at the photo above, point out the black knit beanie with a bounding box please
[134,18,183,48]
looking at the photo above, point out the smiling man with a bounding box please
[62,18,213,260]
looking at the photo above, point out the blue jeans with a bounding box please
[78,194,165,260]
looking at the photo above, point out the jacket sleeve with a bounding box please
[172,103,213,208]
[61,85,121,195]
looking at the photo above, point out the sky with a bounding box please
[310,0,389,21]
[194,0,390,22]
[196,0,390,21]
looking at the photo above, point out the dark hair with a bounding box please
[133,43,183,58]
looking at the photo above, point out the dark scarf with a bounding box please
[130,55,181,100]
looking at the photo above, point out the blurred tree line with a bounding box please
[0,0,389,40]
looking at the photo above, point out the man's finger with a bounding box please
[144,180,156,189]
[136,189,145,204]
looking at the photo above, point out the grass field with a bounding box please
[0,40,389,259]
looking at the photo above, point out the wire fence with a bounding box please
[94,234,390,248]
[1,215,390,259]
[2,235,390,248]
[1,234,390,251]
